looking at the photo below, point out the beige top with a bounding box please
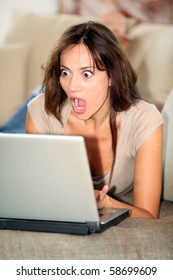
[28,93,163,196]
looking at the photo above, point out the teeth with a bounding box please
[74,98,78,106]
[73,97,86,112]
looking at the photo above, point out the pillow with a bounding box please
[0,43,30,126]
[127,24,173,111]
[136,26,173,111]
[127,23,165,72]
[162,87,173,201]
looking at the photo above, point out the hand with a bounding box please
[94,185,109,209]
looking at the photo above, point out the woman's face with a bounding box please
[59,44,111,121]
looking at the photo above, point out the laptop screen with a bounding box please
[0,133,100,223]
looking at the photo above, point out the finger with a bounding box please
[99,185,109,200]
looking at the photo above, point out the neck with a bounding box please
[81,95,111,133]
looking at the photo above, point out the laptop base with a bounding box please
[0,209,130,235]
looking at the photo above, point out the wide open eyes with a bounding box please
[83,71,93,78]
[60,68,70,77]
[60,68,93,79]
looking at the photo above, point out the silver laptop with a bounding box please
[0,133,130,235]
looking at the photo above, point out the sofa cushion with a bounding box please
[127,24,164,70]
[162,87,173,201]
[0,43,30,126]
[127,24,173,111]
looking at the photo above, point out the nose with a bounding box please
[69,74,81,92]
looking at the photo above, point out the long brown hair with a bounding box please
[42,21,140,182]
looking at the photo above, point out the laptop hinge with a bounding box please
[86,221,100,234]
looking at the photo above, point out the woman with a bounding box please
[26,21,163,218]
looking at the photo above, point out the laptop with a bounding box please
[0,133,130,235]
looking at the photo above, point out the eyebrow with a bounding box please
[60,65,96,70]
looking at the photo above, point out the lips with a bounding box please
[71,98,87,114]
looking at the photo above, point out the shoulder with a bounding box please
[121,100,163,155]
[27,92,45,109]
[27,93,71,133]
[27,93,49,133]
[27,92,72,119]
[130,100,162,116]
[123,100,163,124]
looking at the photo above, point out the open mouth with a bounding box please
[71,98,86,113]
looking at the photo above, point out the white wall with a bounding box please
[0,0,60,17]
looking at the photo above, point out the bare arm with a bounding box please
[25,111,39,134]
[96,124,163,219]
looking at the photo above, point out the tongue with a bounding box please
[77,99,86,107]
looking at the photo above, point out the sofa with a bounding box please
[0,11,173,260]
